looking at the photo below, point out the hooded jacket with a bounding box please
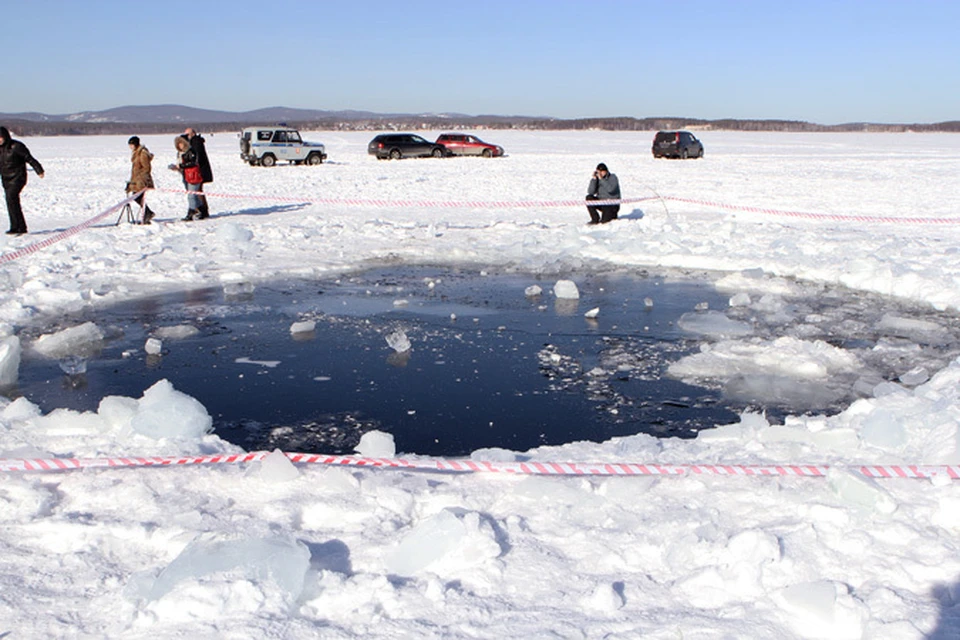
[128,145,155,193]
[187,133,213,183]
[0,126,44,187]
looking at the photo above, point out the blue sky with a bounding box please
[4,0,957,124]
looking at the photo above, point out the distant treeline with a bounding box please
[4,116,959,137]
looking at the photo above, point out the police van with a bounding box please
[239,126,327,166]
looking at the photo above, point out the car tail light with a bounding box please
[378,143,384,149]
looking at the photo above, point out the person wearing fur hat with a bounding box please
[126,136,157,224]
[0,126,44,235]
[585,162,620,224]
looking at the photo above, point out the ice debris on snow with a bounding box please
[257,449,300,483]
[355,430,396,457]
[0,335,21,386]
[145,532,310,604]
[384,509,502,577]
[553,280,580,299]
[130,379,213,440]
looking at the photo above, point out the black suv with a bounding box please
[652,131,704,159]
[368,134,449,160]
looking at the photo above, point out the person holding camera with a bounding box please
[585,162,620,225]
[0,126,44,235]
[126,136,157,224]
[169,135,204,221]
[183,128,212,219]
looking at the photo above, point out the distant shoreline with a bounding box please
[2,112,957,137]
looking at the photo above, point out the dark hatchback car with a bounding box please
[652,131,704,159]
[368,134,449,160]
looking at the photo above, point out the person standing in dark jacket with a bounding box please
[585,162,620,225]
[0,126,44,235]
[184,128,213,219]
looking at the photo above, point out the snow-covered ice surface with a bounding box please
[1,131,960,638]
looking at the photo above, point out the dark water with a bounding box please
[11,266,960,456]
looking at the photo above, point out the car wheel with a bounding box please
[390,149,402,160]
[680,148,688,160]
[432,147,444,158]
[481,148,492,158]
[698,148,704,158]
[260,154,277,167]
[306,153,323,165]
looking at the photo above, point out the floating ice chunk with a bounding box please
[58,355,87,375]
[384,509,502,577]
[153,325,200,340]
[144,337,163,355]
[584,307,600,319]
[235,357,280,368]
[290,320,316,334]
[643,297,654,308]
[898,366,929,387]
[729,292,751,307]
[676,311,753,337]
[524,285,542,297]
[146,532,310,604]
[827,468,897,514]
[553,280,580,299]
[355,430,396,457]
[32,322,104,358]
[258,449,300,483]
[131,379,212,440]
[0,335,21,386]
[877,313,950,345]
[694,301,709,311]
[393,299,409,307]
[386,330,411,353]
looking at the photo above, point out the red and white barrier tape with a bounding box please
[156,187,960,224]
[1,451,956,480]
[154,187,654,209]
[663,195,960,225]
[0,190,146,266]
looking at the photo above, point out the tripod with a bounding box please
[116,198,145,225]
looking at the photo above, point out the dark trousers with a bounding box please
[3,179,27,233]
[586,194,620,224]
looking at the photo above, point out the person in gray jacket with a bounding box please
[585,162,620,224]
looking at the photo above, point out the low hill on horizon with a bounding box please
[1,104,957,136]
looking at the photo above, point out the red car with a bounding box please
[436,133,504,158]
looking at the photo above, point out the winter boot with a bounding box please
[142,207,155,225]
[196,203,209,220]
[182,209,197,222]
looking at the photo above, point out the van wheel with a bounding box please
[680,149,688,159]
[261,154,277,167]
[390,149,402,160]
[306,153,323,165]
